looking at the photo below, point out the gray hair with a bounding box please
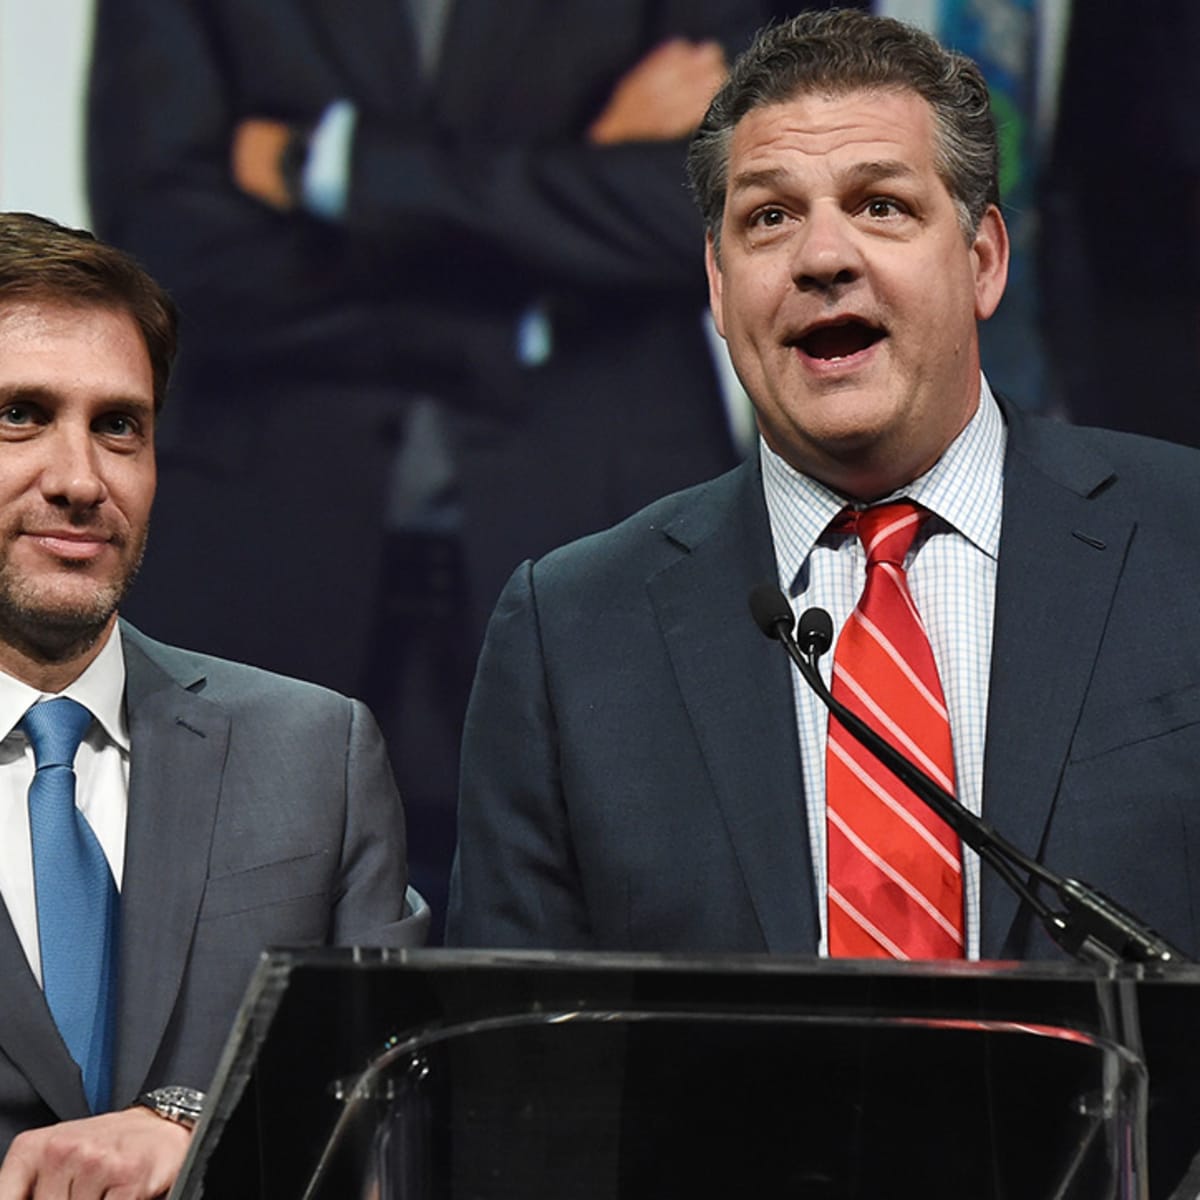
[687,9,998,247]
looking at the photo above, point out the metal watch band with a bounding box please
[134,1085,206,1130]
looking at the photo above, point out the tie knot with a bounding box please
[20,698,92,770]
[839,501,926,568]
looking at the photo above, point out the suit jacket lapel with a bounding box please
[0,904,88,1120]
[980,408,1134,956]
[112,627,229,1103]
[646,463,819,952]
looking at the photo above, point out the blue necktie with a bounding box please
[22,698,119,1113]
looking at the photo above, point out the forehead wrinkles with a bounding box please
[724,90,977,242]
[730,93,933,170]
[729,159,921,205]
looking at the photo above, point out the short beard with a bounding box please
[0,538,145,666]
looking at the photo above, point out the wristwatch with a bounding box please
[134,1085,206,1131]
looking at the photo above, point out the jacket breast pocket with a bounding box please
[198,850,333,922]
[1068,682,1200,764]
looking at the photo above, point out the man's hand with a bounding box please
[231,118,295,210]
[0,1108,190,1200]
[587,38,728,145]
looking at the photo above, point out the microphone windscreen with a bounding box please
[748,583,794,640]
[798,607,834,657]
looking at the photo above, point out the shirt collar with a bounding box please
[761,374,1007,593]
[0,622,129,750]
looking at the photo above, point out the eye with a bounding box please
[863,197,906,219]
[0,403,38,426]
[750,206,789,228]
[94,412,139,438]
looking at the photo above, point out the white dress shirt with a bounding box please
[761,377,1006,958]
[0,624,130,983]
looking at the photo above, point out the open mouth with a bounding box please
[795,318,886,361]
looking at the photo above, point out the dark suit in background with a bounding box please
[1041,0,1200,442]
[87,0,765,922]
[447,402,1200,960]
[0,623,424,1153]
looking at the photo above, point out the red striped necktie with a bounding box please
[825,501,965,959]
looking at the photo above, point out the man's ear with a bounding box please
[705,233,726,338]
[971,204,1009,321]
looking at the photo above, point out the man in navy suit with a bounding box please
[86,0,767,924]
[447,10,1200,962]
[86,0,763,652]
[0,214,423,1199]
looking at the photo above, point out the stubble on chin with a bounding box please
[0,539,146,666]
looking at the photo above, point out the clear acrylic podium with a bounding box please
[170,950,1200,1200]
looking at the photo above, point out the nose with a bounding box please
[41,426,107,511]
[790,202,863,292]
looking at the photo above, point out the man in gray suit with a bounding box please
[0,214,423,1198]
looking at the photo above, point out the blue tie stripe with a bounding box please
[22,697,119,1113]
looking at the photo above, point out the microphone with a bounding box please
[749,583,795,642]
[798,608,833,659]
[750,584,832,661]
[749,582,1187,966]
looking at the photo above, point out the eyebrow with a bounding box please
[0,384,155,416]
[729,158,921,196]
[841,159,920,188]
[0,385,59,407]
[728,167,790,195]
